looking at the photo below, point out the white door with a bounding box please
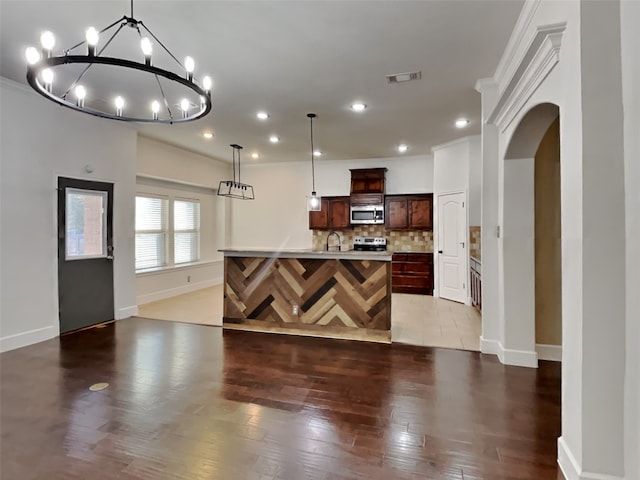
[437,192,467,303]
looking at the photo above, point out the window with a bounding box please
[173,199,200,264]
[66,188,108,259]
[135,195,168,270]
[135,195,201,271]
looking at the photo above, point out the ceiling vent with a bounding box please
[386,71,422,84]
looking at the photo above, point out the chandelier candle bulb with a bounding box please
[25,47,40,65]
[114,96,125,116]
[180,98,190,118]
[151,100,160,120]
[184,56,195,81]
[140,37,152,65]
[202,76,212,93]
[75,85,86,107]
[41,68,54,92]
[85,27,99,56]
[40,31,55,56]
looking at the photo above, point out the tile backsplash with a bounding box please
[469,226,481,260]
[313,225,433,252]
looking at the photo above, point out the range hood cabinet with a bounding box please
[350,168,387,206]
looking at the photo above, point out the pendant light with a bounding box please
[307,113,321,211]
[217,144,255,200]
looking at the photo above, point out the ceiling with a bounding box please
[0,1,523,164]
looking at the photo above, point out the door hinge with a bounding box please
[462,201,464,208]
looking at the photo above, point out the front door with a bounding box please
[58,177,114,333]
[437,191,467,303]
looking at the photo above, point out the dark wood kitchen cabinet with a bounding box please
[350,168,387,194]
[392,252,434,295]
[385,194,433,230]
[309,196,351,230]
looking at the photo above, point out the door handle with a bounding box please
[438,250,443,254]
[460,242,465,248]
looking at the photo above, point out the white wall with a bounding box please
[135,137,231,304]
[621,1,640,478]
[468,136,482,226]
[433,137,471,194]
[0,78,137,352]
[230,155,433,249]
[137,136,230,190]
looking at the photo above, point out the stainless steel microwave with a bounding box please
[350,205,384,224]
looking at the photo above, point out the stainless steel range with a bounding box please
[353,236,387,252]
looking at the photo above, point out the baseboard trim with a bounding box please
[0,325,57,353]
[557,437,624,480]
[480,337,538,367]
[117,306,139,319]
[480,336,500,355]
[501,344,538,368]
[536,343,562,362]
[137,277,223,305]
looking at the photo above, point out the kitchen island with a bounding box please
[220,249,392,343]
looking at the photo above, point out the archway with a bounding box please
[500,102,560,367]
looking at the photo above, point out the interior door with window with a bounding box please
[58,177,114,333]
[437,191,467,303]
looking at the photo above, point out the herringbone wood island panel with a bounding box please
[224,256,392,342]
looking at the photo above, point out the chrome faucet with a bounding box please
[326,231,342,251]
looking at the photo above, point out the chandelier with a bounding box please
[24,0,212,123]
[217,144,255,200]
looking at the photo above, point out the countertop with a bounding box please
[219,248,392,261]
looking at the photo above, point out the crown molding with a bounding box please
[431,135,479,153]
[492,0,542,92]
[487,22,566,132]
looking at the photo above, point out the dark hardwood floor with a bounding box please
[1,318,562,479]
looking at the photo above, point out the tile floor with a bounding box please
[138,285,224,327]
[138,285,481,351]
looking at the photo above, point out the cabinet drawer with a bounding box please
[392,262,432,275]
[392,275,430,288]
[392,253,433,263]
[350,193,384,205]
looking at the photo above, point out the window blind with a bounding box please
[135,196,168,270]
[174,199,200,264]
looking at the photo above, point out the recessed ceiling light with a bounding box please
[351,103,367,112]
[455,118,470,128]
[256,111,269,120]
[313,150,322,157]
[397,144,408,153]
[269,135,279,143]
[251,153,260,159]
[203,132,213,139]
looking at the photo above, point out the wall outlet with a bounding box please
[187,275,191,283]
[292,305,299,315]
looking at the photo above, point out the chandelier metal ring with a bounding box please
[26,55,212,123]
[24,1,213,124]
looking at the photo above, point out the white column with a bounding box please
[475,79,502,356]
[559,1,626,477]
[501,157,537,367]
[621,1,640,478]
